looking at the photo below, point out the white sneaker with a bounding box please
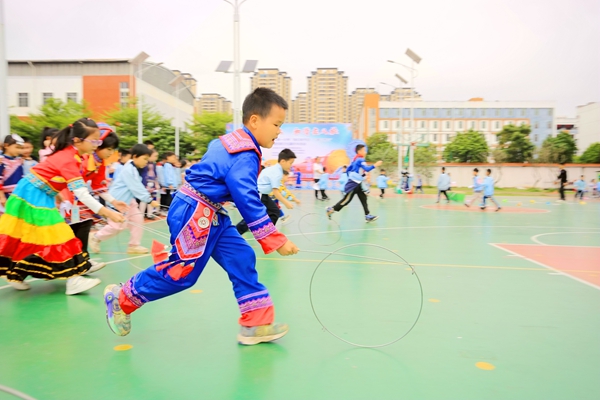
[127,245,149,254]
[86,259,107,274]
[7,280,30,290]
[65,276,101,295]
[89,233,101,253]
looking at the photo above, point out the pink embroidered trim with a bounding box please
[220,130,258,154]
[239,296,273,314]
[250,222,277,241]
[122,279,146,308]
[237,289,269,303]
[247,214,269,228]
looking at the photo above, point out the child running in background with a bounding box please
[481,168,501,211]
[0,134,25,210]
[327,144,382,223]
[377,169,388,198]
[464,168,483,208]
[319,167,330,199]
[414,174,424,194]
[110,149,131,181]
[103,87,299,344]
[21,138,38,175]
[0,118,124,294]
[236,148,297,234]
[338,165,348,196]
[139,149,159,219]
[574,175,586,200]
[90,144,160,255]
[159,151,178,208]
[436,167,451,203]
[591,179,598,198]
[38,127,58,162]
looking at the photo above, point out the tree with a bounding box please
[365,133,398,167]
[103,101,194,156]
[579,142,600,164]
[496,124,535,163]
[10,99,92,151]
[414,144,437,182]
[186,112,233,158]
[442,130,489,162]
[536,131,578,163]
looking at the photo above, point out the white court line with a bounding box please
[530,232,600,247]
[489,243,600,291]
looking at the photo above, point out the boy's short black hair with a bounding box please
[442,166,446,172]
[323,167,327,172]
[355,144,365,153]
[144,140,154,146]
[487,168,492,174]
[130,144,152,158]
[474,168,479,172]
[119,149,131,157]
[381,169,386,173]
[242,88,288,124]
[278,148,296,162]
[162,151,176,160]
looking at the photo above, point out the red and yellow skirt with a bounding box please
[0,175,91,282]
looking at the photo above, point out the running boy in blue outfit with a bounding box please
[574,175,586,200]
[103,88,299,345]
[464,168,483,207]
[326,144,382,222]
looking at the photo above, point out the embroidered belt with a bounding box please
[25,173,58,197]
[180,182,223,212]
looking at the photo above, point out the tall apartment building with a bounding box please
[379,87,421,102]
[307,68,348,123]
[194,93,232,115]
[291,92,308,123]
[250,68,291,107]
[348,88,377,134]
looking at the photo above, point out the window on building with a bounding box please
[446,109,451,116]
[521,109,526,116]
[482,109,486,116]
[383,120,389,130]
[446,134,451,142]
[457,109,462,116]
[534,122,539,129]
[43,93,53,104]
[458,121,463,130]
[548,109,553,116]
[445,121,450,129]
[433,109,438,116]
[433,134,438,142]
[481,121,487,129]
[535,109,539,116]
[534,134,538,142]
[66,92,77,102]
[433,121,438,129]
[120,82,130,107]
[420,121,425,129]
[18,93,29,107]
[547,121,551,129]
[494,121,500,130]
[495,109,500,116]
[469,121,475,130]
[508,109,513,116]
[420,134,425,142]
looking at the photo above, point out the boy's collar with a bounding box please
[242,126,262,155]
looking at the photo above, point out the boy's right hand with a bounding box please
[277,240,299,256]
[283,200,294,209]
[374,160,383,167]
[99,207,125,223]
[150,200,160,208]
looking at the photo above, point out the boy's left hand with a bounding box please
[294,199,301,205]
[112,200,129,213]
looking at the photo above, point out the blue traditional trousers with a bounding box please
[119,190,275,327]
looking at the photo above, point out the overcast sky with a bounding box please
[5,0,599,116]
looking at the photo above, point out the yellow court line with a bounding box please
[256,257,599,273]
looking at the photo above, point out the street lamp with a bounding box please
[381,81,404,172]
[388,48,422,176]
[169,75,194,156]
[219,0,258,130]
[130,53,164,144]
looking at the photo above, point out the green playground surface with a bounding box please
[1,192,599,400]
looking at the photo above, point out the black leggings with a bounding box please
[161,189,173,208]
[333,184,370,215]
[236,195,280,235]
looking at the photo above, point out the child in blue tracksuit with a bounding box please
[465,168,484,207]
[338,166,348,196]
[574,175,586,200]
[377,169,388,198]
[319,168,330,198]
[481,168,501,211]
[414,174,424,194]
[159,152,178,208]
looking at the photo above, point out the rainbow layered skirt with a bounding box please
[0,175,90,282]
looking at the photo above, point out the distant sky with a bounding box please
[5,0,599,116]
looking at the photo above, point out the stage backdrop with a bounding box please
[227,123,356,180]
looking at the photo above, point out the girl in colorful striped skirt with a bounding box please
[0,118,125,295]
